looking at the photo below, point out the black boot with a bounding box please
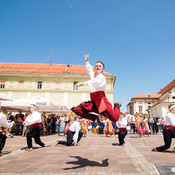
[71,107,75,112]
[114,102,121,110]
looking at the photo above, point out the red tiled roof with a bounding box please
[0,63,112,76]
[157,79,175,95]
[152,98,166,108]
[132,94,160,99]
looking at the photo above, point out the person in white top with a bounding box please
[0,109,15,156]
[56,116,83,146]
[71,55,120,126]
[152,104,175,153]
[23,104,46,151]
[116,113,128,145]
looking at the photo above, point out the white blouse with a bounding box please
[0,113,13,128]
[25,111,41,125]
[116,118,128,128]
[165,112,175,126]
[69,120,81,143]
[83,61,107,93]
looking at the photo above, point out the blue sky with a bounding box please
[0,0,175,111]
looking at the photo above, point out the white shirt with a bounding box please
[116,118,127,128]
[0,113,13,128]
[165,112,175,126]
[25,111,41,125]
[83,61,107,93]
[69,120,81,143]
[143,118,148,123]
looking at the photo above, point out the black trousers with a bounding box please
[118,130,127,145]
[58,131,83,146]
[0,133,7,152]
[152,123,158,134]
[27,126,45,148]
[51,123,56,134]
[156,128,175,152]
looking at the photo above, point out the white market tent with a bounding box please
[0,92,11,101]
[0,96,70,114]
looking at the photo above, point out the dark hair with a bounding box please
[95,61,105,69]
[168,104,175,110]
[30,104,36,108]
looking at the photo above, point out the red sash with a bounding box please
[67,129,75,134]
[119,128,127,132]
[32,123,41,129]
[90,91,107,113]
[165,125,173,130]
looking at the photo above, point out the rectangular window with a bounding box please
[18,80,24,88]
[0,80,5,89]
[139,106,142,113]
[37,81,42,89]
[73,81,78,90]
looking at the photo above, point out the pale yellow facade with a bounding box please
[127,98,159,115]
[0,72,115,110]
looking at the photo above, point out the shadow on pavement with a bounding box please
[64,156,109,170]
[2,151,12,155]
[21,147,42,150]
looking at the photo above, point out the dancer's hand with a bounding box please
[83,55,89,62]
[23,121,30,126]
[76,82,84,87]
[73,142,77,146]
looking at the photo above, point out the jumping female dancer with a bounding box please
[71,55,120,125]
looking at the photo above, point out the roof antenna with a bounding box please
[50,49,53,64]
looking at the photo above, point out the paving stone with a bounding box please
[1,132,175,174]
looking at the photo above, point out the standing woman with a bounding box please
[135,113,142,136]
[72,55,120,125]
[46,114,52,135]
[57,114,65,135]
[152,104,175,152]
[104,120,115,137]
[142,114,150,137]
[159,117,165,132]
[23,104,47,151]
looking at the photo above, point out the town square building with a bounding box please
[127,79,175,118]
[0,63,116,110]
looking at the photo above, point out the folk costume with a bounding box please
[105,121,115,137]
[25,110,45,150]
[142,117,150,136]
[73,61,120,123]
[135,117,143,136]
[153,109,175,152]
[116,116,128,145]
[56,119,83,146]
[0,113,14,155]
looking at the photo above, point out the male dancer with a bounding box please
[0,109,15,156]
[23,104,48,151]
[55,116,83,146]
[71,55,120,125]
[152,104,175,152]
[116,113,128,145]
